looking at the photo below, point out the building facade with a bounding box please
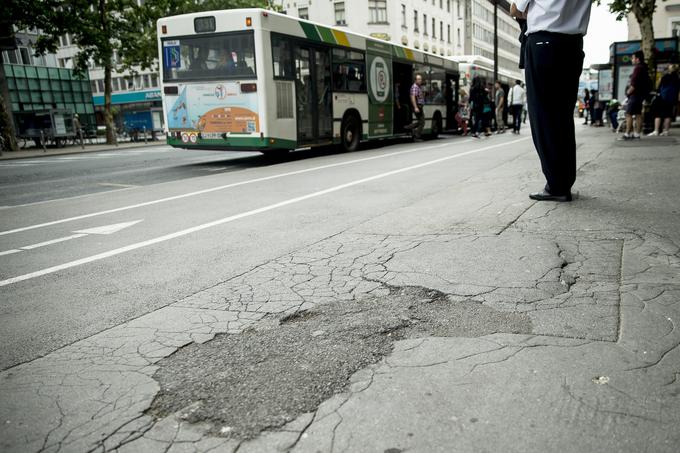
[1,30,96,133]
[466,0,521,74]
[276,0,465,57]
[628,0,680,40]
[276,0,521,78]
[55,33,163,133]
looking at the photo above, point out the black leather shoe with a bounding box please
[529,191,572,202]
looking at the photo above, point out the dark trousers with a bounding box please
[510,105,523,132]
[525,32,584,196]
[408,105,425,138]
[609,110,619,130]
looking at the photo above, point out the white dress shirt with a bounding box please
[509,84,525,106]
[514,0,592,35]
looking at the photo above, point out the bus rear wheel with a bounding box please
[341,115,361,152]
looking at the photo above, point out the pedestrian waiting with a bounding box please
[647,64,680,137]
[508,80,525,134]
[494,81,506,134]
[620,50,651,141]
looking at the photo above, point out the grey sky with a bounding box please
[583,2,628,67]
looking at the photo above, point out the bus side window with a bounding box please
[272,35,293,79]
[332,49,365,93]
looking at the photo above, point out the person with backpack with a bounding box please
[647,64,680,136]
[620,50,651,140]
[582,88,590,125]
[470,77,491,137]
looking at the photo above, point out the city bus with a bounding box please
[452,55,523,92]
[157,9,460,154]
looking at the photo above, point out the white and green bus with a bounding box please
[157,9,459,153]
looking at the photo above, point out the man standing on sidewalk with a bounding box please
[495,81,506,133]
[509,80,525,134]
[404,74,425,141]
[511,0,592,202]
[621,50,651,140]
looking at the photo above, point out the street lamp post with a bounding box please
[493,0,498,85]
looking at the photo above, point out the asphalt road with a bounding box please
[0,134,533,370]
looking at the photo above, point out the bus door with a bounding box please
[294,45,332,144]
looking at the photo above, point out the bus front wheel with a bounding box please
[341,115,361,152]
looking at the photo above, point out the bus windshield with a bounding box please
[162,31,256,82]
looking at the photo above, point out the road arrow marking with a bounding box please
[74,220,142,235]
[21,233,88,250]
[0,220,142,257]
[0,137,531,288]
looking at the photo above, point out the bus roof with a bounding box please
[158,8,458,72]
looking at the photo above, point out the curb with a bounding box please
[0,141,167,161]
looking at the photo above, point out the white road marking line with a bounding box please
[0,188,134,210]
[97,183,140,188]
[0,220,142,256]
[205,167,228,172]
[19,233,88,250]
[0,138,528,287]
[0,138,474,236]
[73,220,142,235]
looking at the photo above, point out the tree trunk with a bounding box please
[0,64,18,151]
[103,63,116,145]
[632,0,657,84]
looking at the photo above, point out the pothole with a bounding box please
[147,285,532,439]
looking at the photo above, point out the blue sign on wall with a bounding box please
[92,89,161,106]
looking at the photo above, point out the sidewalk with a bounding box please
[1,124,679,452]
[0,139,165,160]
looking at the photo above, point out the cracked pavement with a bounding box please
[1,125,679,452]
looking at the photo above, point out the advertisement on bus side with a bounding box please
[167,83,259,138]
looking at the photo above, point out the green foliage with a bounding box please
[592,0,662,21]
[123,0,273,72]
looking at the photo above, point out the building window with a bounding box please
[91,81,97,93]
[440,21,443,40]
[369,0,387,23]
[143,74,151,88]
[447,0,450,12]
[457,0,461,17]
[440,0,443,8]
[298,7,308,20]
[432,18,436,39]
[151,74,159,87]
[447,24,451,43]
[414,10,419,31]
[19,47,31,65]
[401,4,407,28]
[97,79,104,93]
[423,14,427,35]
[334,2,346,25]
[672,20,680,37]
[457,28,461,45]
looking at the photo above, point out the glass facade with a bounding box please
[4,64,96,130]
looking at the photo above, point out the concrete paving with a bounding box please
[0,124,678,452]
